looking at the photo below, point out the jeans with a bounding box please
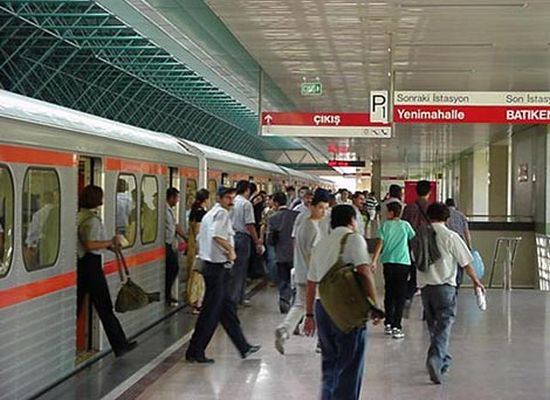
[383,263,411,329]
[186,262,251,358]
[165,244,179,302]
[266,244,278,283]
[276,262,293,310]
[421,285,457,375]
[229,232,251,304]
[278,283,305,333]
[316,301,367,400]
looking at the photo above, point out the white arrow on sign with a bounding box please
[263,114,273,125]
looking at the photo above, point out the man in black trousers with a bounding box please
[185,186,261,363]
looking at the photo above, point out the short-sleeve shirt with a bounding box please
[417,223,473,288]
[293,218,322,284]
[77,209,107,258]
[291,207,311,237]
[199,203,235,264]
[378,219,415,265]
[165,205,177,244]
[308,227,371,283]
[231,195,255,234]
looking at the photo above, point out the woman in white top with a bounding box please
[77,185,137,357]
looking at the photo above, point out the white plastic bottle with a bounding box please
[475,287,487,311]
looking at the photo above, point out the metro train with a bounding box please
[0,90,332,400]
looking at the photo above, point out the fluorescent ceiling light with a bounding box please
[395,43,494,48]
[399,2,528,8]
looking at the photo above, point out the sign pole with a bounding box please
[257,67,263,135]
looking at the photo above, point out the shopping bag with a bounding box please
[471,250,485,280]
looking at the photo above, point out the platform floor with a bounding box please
[41,288,550,400]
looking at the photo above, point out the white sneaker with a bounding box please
[384,325,392,335]
[392,328,405,339]
[274,327,288,355]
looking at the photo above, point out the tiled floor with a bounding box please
[133,288,550,400]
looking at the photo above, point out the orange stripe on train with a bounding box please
[0,247,165,309]
[105,158,167,175]
[0,144,77,167]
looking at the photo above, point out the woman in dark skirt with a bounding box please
[77,185,137,357]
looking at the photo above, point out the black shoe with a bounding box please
[114,340,138,357]
[241,345,261,359]
[185,354,215,364]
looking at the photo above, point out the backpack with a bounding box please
[409,202,441,272]
[319,233,383,333]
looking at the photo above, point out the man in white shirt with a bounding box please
[186,186,260,364]
[419,202,484,385]
[274,189,330,355]
[304,205,380,400]
[230,180,263,306]
[336,189,351,205]
[351,191,366,237]
[165,188,186,306]
[290,189,314,238]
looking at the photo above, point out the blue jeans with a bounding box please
[316,301,367,400]
[229,232,251,304]
[421,285,457,374]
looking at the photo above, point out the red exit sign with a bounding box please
[328,160,366,168]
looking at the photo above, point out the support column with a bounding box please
[472,147,489,216]
[459,154,473,215]
[371,159,381,198]
[489,144,509,216]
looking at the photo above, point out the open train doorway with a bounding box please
[76,156,103,364]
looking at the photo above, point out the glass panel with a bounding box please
[22,168,60,270]
[141,175,159,244]
[0,166,14,277]
[116,174,137,247]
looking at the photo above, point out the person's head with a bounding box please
[286,186,296,197]
[330,204,357,230]
[298,186,309,199]
[80,185,103,209]
[328,194,337,208]
[389,184,402,199]
[272,191,287,209]
[416,180,431,198]
[195,189,210,207]
[427,202,450,222]
[267,194,274,208]
[249,182,258,198]
[217,187,237,209]
[352,191,365,208]
[310,189,331,220]
[302,190,314,207]
[253,190,267,205]
[385,201,403,220]
[166,187,180,207]
[116,178,128,193]
[340,189,349,200]
[445,198,456,208]
[236,180,251,198]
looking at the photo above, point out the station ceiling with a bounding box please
[204,0,550,175]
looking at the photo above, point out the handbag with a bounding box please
[114,249,160,313]
[319,233,384,333]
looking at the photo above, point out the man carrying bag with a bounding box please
[304,205,382,400]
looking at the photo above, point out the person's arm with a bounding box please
[464,264,484,291]
[213,236,236,262]
[303,279,318,336]
[356,264,379,306]
[83,237,118,252]
[175,223,187,240]
[370,239,384,270]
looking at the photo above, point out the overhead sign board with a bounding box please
[301,82,323,96]
[261,112,391,138]
[394,91,550,124]
[328,160,366,168]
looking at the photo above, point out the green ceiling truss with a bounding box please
[0,0,288,158]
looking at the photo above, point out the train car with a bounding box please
[0,90,323,400]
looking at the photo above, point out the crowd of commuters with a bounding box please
[76,178,484,398]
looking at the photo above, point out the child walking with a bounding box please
[371,201,415,339]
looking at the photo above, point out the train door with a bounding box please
[167,167,182,298]
[76,156,103,363]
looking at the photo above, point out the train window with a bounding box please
[186,179,197,210]
[116,174,137,248]
[22,168,60,271]
[207,179,217,205]
[140,175,158,244]
[0,166,14,277]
